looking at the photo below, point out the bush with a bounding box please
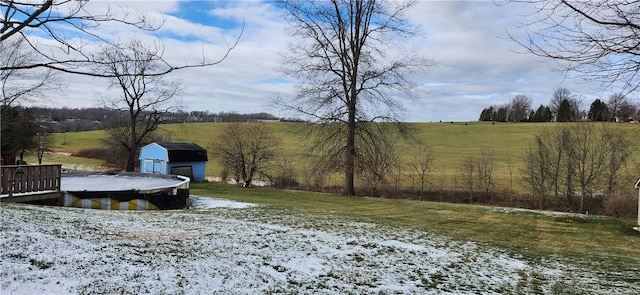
[73,148,110,160]
[271,174,299,189]
[73,148,126,169]
[602,194,638,218]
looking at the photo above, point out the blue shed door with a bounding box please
[144,160,164,174]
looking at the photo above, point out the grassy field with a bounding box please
[44,121,640,193]
[4,193,638,293]
[10,122,640,293]
[191,182,640,284]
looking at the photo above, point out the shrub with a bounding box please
[73,148,126,169]
[602,194,638,218]
[73,148,110,160]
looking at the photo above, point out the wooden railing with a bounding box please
[0,165,62,197]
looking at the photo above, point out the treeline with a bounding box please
[206,122,638,218]
[29,107,303,133]
[478,88,639,123]
[521,123,635,215]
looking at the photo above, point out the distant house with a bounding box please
[139,142,208,182]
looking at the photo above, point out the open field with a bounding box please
[2,185,639,294]
[9,124,640,293]
[191,183,640,267]
[44,121,640,193]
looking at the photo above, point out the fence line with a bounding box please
[0,165,62,197]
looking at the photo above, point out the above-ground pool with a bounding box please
[61,172,190,210]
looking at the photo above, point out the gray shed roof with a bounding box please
[155,142,208,162]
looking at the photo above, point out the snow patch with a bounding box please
[188,196,257,209]
[1,202,636,294]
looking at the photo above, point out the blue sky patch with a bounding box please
[171,1,241,30]
[258,78,290,84]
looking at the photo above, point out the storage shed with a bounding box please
[139,142,208,182]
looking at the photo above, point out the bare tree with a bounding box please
[618,100,639,122]
[522,127,575,210]
[507,1,640,93]
[520,140,552,209]
[277,0,430,196]
[411,146,435,197]
[477,148,496,197]
[0,38,63,107]
[458,156,476,204]
[1,1,240,76]
[509,94,532,122]
[607,93,627,122]
[522,124,635,213]
[389,156,404,195]
[357,127,400,197]
[602,127,635,199]
[550,88,571,114]
[301,162,328,191]
[521,138,553,209]
[607,92,629,122]
[101,115,134,169]
[34,131,54,165]
[211,122,281,187]
[271,153,298,189]
[567,124,609,213]
[435,167,447,202]
[98,39,182,172]
[505,156,515,192]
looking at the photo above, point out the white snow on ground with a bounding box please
[1,199,638,294]
[189,196,257,209]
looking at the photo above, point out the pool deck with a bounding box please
[61,173,187,192]
[2,170,189,208]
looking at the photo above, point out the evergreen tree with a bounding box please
[495,106,509,122]
[588,99,607,122]
[532,105,545,122]
[543,106,552,122]
[479,106,494,121]
[1,106,38,163]
[556,99,572,122]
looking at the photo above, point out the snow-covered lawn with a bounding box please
[1,196,637,294]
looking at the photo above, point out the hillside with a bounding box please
[46,121,639,193]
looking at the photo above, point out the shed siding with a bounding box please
[139,142,207,181]
[167,161,207,181]
[139,143,170,174]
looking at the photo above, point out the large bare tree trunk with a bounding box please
[345,109,357,196]
[99,39,182,172]
[126,146,137,172]
[277,0,429,197]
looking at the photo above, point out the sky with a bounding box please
[20,0,634,122]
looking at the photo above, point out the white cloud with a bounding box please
[27,0,625,121]
[399,1,620,121]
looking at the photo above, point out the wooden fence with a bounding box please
[0,165,62,197]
